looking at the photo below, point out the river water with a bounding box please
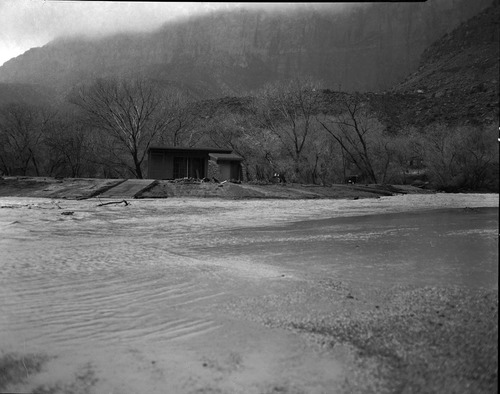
[0,193,498,393]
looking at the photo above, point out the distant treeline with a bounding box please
[0,77,498,192]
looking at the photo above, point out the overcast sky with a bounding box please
[0,1,358,67]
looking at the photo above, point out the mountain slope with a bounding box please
[192,1,499,132]
[0,0,492,99]
[392,0,499,126]
[0,83,57,108]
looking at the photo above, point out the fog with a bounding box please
[0,1,360,66]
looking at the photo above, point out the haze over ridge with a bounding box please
[0,0,493,99]
[0,1,359,67]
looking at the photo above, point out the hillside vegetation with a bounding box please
[0,1,498,192]
[393,1,499,126]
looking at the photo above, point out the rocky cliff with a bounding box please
[0,0,492,100]
[392,0,499,126]
[191,1,499,131]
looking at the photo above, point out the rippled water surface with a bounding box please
[0,193,498,393]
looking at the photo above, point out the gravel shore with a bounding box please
[223,279,498,394]
[3,283,496,394]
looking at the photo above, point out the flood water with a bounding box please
[215,207,498,289]
[0,193,498,393]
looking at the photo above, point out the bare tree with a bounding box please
[204,111,278,181]
[253,78,322,182]
[72,78,174,179]
[44,116,95,177]
[317,93,382,184]
[0,103,55,176]
[154,91,200,147]
[414,124,499,191]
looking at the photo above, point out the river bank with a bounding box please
[0,176,433,200]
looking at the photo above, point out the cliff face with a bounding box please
[194,0,499,131]
[0,0,492,99]
[392,0,499,126]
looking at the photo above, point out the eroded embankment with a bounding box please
[0,176,433,200]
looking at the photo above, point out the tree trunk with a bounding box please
[133,151,143,179]
[135,164,143,179]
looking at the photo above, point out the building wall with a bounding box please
[148,151,172,179]
[173,156,207,179]
[207,160,222,180]
[207,160,242,181]
[148,150,210,179]
[217,161,242,181]
[219,162,232,181]
[148,148,239,180]
[231,162,242,181]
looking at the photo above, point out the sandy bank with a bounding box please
[0,194,496,394]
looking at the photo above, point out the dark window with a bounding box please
[173,156,206,179]
[189,157,205,179]
[173,157,187,179]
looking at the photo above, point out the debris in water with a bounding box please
[97,200,130,207]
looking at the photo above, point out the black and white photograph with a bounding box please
[0,1,498,393]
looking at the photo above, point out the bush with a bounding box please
[418,124,499,192]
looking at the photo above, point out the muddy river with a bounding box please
[0,193,498,393]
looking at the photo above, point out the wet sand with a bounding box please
[0,194,498,393]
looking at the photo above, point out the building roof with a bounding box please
[148,146,232,154]
[209,153,244,162]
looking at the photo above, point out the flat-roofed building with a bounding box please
[147,146,243,181]
[208,152,244,181]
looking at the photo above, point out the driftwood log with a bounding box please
[97,200,130,207]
